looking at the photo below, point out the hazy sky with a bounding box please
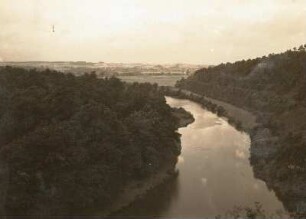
[0,0,305,64]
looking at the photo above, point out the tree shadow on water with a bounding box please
[112,171,180,217]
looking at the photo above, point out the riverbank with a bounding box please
[161,87,257,132]
[172,107,195,127]
[0,68,193,216]
[113,96,287,217]
[102,106,194,216]
[102,158,178,216]
[160,86,306,216]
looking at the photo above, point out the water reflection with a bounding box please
[113,174,180,216]
[115,97,284,217]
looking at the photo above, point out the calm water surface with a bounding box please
[115,97,284,217]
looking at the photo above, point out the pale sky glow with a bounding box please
[0,0,306,64]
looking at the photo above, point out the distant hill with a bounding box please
[176,45,306,214]
[0,61,205,77]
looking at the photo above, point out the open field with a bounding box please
[117,75,185,86]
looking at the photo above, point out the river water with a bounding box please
[115,97,285,217]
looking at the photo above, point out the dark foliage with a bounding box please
[176,45,306,173]
[175,46,306,214]
[0,67,180,215]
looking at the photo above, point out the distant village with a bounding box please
[0,61,206,77]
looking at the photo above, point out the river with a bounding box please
[115,97,285,217]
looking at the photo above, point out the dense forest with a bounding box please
[176,45,306,213]
[0,67,181,215]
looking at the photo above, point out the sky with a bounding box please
[0,0,305,64]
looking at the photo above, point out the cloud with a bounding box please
[1,0,305,63]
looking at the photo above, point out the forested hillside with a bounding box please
[0,67,180,215]
[176,45,306,213]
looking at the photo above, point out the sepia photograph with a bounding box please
[0,0,306,218]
